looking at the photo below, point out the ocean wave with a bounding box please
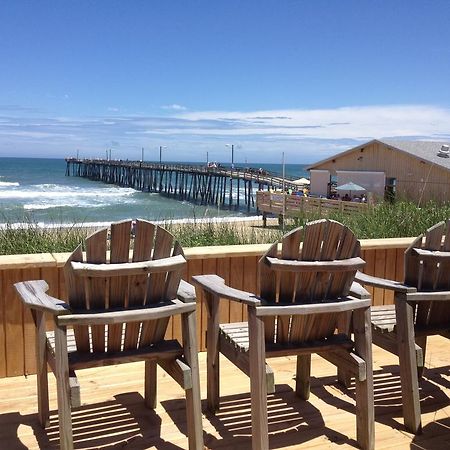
[0,188,137,200]
[23,203,97,210]
[0,181,20,187]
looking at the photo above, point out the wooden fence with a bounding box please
[257,191,368,222]
[0,237,413,378]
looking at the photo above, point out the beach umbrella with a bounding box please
[336,181,366,196]
[292,177,310,185]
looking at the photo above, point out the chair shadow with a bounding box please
[313,364,450,432]
[411,416,450,450]
[0,392,186,449]
[165,383,358,449]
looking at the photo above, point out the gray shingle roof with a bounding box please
[379,140,450,170]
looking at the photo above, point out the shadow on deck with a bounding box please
[0,337,449,449]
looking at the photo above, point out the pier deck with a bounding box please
[65,159,301,211]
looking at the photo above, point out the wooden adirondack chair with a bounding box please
[14,219,203,450]
[193,219,374,450]
[356,219,450,434]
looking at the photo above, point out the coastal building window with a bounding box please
[385,177,397,202]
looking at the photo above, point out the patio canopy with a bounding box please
[336,181,366,192]
[292,177,310,185]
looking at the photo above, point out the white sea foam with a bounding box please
[0,186,137,200]
[0,181,20,187]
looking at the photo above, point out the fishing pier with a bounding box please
[65,158,300,211]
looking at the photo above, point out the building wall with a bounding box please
[310,141,450,203]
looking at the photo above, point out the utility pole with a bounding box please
[226,144,235,169]
[141,147,144,162]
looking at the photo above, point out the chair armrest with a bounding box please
[412,247,450,261]
[177,279,196,303]
[14,280,71,316]
[355,271,417,293]
[256,297,371,317]
[192,274,261,306]
[71,254,185,277]
[57,298,196,326]
[406,291,450,302]
[349,282,371,299]
[266,256,365,273]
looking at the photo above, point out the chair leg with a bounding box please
[54,324,73,450]
[182,310,204,450]
[395,298,422,433]
[337,311,352,387]
[353,307,375,450]
[144,360,157,409]
[248,307,269,450]
[33,311,50,428]
[205,292,220,413]
[415,336,427,379]
[295,354,311,400]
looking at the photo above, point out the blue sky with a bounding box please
[1,0,450,163]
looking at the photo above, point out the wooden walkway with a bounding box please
[65,159,300,211]
[257,191,368,225]
[1,336,449,449]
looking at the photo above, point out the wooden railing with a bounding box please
[257,191,368,219]
[0,237,413,378]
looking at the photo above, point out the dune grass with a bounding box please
[1,201,450,255]
[0,222,90,255]
[288,201,450,239]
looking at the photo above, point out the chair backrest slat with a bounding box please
[85,228,108,352]
[259,219,362,345]
[146,227,174,303]
[64,245,90,352]
[140,226,174,347]
[329,226,360,299]
[421,222,445,290]
[259,242,278,342]
[108,220,132,352]
[277,228,302,343]
[123,220,155,350]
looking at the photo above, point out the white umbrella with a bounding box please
[336,181,365,191]
[292,177,310,185]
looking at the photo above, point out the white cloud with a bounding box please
[1,104,450,162]
[176,105,450,140]
[161,104,187,111]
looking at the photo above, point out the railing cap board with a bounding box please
[0,237,416,268]
[0,253,57,269]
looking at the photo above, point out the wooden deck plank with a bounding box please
[0,336,449,449]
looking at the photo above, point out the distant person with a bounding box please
[343,193,351,201]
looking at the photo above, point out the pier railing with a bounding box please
[65,158,301,210]
[0,237,411,378]
[257,191,368,223]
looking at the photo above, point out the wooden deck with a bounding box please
[0,336,449,449]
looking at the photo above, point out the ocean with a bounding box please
[0,158,309,227]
